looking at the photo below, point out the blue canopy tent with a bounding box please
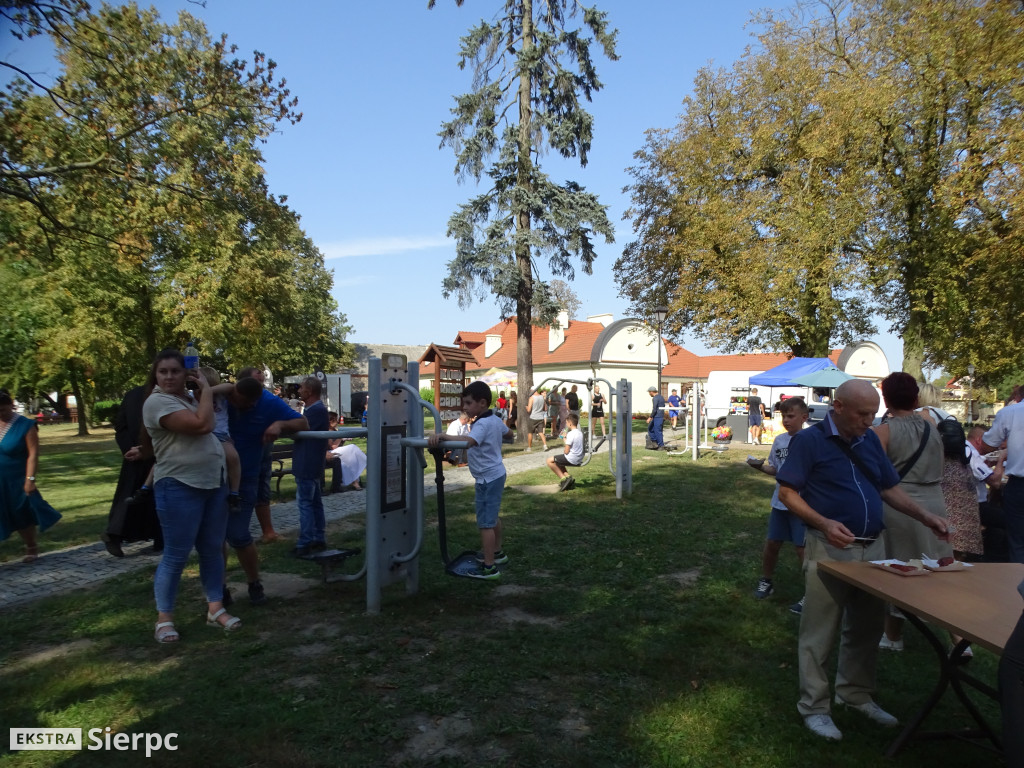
[748,357,838,387]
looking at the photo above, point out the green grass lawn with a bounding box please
[0,430,1006,767]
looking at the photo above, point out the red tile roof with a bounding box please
[422,316,610,375]
[454,331,485,349]
[661,341,701,377]
[421,316,842,379]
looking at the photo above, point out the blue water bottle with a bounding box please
[183,341,199,390]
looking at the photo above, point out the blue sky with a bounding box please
[4,0,906,368]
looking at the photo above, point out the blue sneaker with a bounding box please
[475,550,509,565]
[467,563,500,580]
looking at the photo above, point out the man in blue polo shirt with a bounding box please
[227,376,307,605]
[777,379,948,742]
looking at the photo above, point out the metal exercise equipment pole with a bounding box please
[387,365,469,568]
[365,355,421,615]
[617,378,632,497]
[691,382,702,461]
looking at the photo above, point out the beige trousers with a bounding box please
[797,531,887,716]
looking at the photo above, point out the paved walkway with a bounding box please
[0,431,661,610]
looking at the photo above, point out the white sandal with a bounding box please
[154,621,179,644]
[206,608,241,631]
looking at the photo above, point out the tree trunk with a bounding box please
[67,358,90,436]
[901,313,925,381]
[140,283,158,362]
[514,0,535,445]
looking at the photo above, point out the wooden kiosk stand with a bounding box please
[420,344,476,432]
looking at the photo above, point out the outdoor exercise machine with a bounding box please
[528,376,633,499]
[289,355,505,612]
[287,358,635,613]
[666,381,714,459]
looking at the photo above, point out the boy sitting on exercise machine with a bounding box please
[547,413,583,491]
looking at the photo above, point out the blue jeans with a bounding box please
[648,417,664,447]
[295,477,325,546]
[1005,477,1024,564]
[226,475,258,548]
[474,474,506,529]
[257,444,273,504]
[153,477,228,613]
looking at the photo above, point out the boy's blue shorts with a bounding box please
[475,474,506,529]
[766,506,806,546]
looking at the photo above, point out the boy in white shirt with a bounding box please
[444,412,471,466]
[747,396,809,613]
[547,414,584,491]
[428,382,510,580]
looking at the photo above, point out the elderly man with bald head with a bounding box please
[776,379,949,742]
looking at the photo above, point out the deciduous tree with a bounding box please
[0,2,353,429]
[547,278,581,321]
[619,30,876,357]
[620,0,1024,380]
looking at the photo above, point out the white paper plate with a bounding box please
[870,559,930,577]
[920,556,971,572]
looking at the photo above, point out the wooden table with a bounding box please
[819,560,1024,757]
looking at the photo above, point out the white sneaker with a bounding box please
[834,696,899,727]
[525,447,532,453]
[804,714,842,741]
[878,635,904,652]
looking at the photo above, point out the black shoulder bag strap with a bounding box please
[817,419,929,489]
[895,422,931,480]
[814,421,883,490]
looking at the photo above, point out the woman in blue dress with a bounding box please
[0,391,60,562]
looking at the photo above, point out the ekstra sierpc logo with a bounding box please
[9,729,81,751]
[10,727,178,756]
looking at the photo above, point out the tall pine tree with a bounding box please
[430,0,617,436]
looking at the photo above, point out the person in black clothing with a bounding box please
[748,387,765,445]
[102,386,163,557]
[1002,588,1024,765]
[646,386,667,450]
[566,385,581,425]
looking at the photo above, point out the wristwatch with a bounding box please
[27,476,35,481]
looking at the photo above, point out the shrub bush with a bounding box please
[420,387,434,403]
[92,400,119,425]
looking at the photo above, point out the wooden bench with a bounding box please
[268,442,331,496]
[269,443,295,496]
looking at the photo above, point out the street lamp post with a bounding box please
[967,363,975,423]
[654,305,668,399]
